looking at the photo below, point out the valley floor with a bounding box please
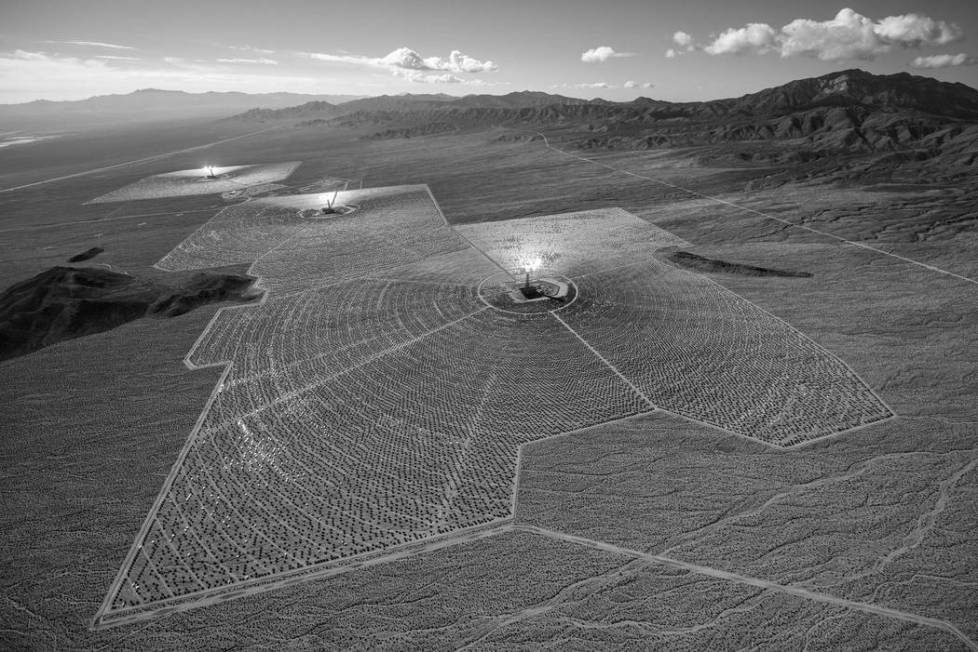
[1,124,975,651]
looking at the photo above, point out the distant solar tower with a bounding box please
[524,258,541,289]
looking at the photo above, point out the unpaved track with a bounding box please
[535,132,978,287]
[516,523,978,650]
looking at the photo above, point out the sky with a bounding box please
[1,0,976,104]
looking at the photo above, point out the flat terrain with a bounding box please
[1,120,975,650]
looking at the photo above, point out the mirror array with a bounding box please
[94,177,892,627]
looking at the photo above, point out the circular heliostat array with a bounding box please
[477,272,578,314]
[97,197,894,629]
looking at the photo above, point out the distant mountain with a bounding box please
[231,90,596,124]
[234,101,342,122]
[0,266,259,361]
[230,69,977,183]
[234,68,978,128]
[728,69,978,118]
[0,89,366,131]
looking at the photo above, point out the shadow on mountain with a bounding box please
[67,247,104,262]
[665,251,812,278]
[0,266,260,361]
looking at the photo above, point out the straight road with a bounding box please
[535,132,978,287]
[517,523,977,650]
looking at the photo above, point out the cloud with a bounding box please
[705,23,778,55]
[550,82,611,90]
[217,57,278,65]
[56,40,135,50]
[8,49,50,62]
[437,50,498,73]
[623,81,655,90]
[306,51,368,65]
[701,8,965,61]
[782,8,962,59]
[910,53,978,68]
[874,13,961,46]
[581,46,634,63]
[380,47,498,73]
[553,81,646,91]
[673,31,694,48]
[230,45,276,55]
[307,46,497,81]
[779,9,882,59]
[95,55,140,61]
[666,30,698,58]
[394,70,465,84]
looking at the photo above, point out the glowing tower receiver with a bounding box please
[523,257,542,289]
[203,165,217,179]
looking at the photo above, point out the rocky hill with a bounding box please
[0,266,259,361]
[234,69,977,183]
[727,69,978,118]
[232,90,595,124]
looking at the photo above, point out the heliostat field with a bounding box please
[87,162,301,203]
[93,183,893,627]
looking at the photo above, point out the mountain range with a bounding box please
[3,70,976,184]
[0,89,364,131]
[230,69,977,184]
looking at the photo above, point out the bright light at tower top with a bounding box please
[524,257,542,272]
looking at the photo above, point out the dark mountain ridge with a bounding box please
[235,69,977,183]
[0,266,260,361]
[0,89,365,131]
[232,90,597,123]
[727,69,978,118]
[233,69,978,126]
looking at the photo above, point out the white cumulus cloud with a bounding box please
[394,69,465,84]
[624,80,638,88]
[56,40,135,50]
[910,53,977,68]
[705,23,778,55]
[673,31,694,48]
[875,13,961,46]
[439,50,498,73]
[217,57,278,65]
[666,31,697,58]
[306,46,497,83]
[780,8,886,59]
[699,8,964,61]
[230,45,276,55]
[581,46,634,63]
